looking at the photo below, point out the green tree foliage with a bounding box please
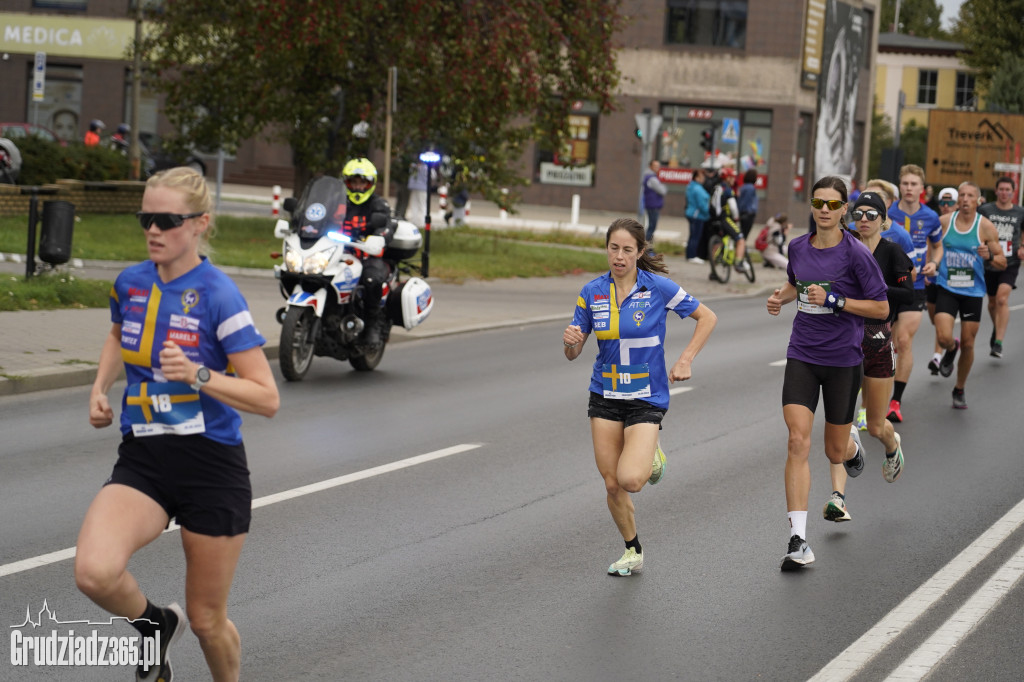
[14,137,130,185]
[954,0,1024,103]
[868,103,894,179]
[879,0,946,38]
[137,1,626,206]
[984,54,1024,113]
[900,120,928,168]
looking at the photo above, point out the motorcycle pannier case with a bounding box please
[384,220,422,261]
[388,277,433,330]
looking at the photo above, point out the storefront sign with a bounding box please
[539,162,594,187]
[2,13,134,60]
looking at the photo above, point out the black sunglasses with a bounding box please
[851,209,881,222]
[137,212,205,231]
[810,198,846,210]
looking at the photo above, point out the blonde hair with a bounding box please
[864,178,897,206]
[146,167,216,256]
[899,164,926,183]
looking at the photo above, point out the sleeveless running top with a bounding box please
[937,210,986,298]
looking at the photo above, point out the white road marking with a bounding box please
[884,543,1024,681]
[669,386,693,396]
[809,497,1024,681]
[770,359,788,366]
[0,443,482,579]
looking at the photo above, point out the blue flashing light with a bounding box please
[326,231,352,243]
[419,150,441,164]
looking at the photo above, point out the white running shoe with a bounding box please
[780,535,814,571]
[608,547,643,576]
[883,432,904,482]
[823,492,852,522]
[687,257,706,264]
[843,424,865,477]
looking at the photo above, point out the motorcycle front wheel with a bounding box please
[280,306,317,381]
[350,340,385,372]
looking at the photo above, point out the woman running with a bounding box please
[563,217,717,576]
[766,176,888,571]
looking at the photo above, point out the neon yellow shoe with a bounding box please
[608,547,643,576]
[855,408,867,431]
[649,442,666,485]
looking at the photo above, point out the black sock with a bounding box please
[892,381,907,403]
[832,490,845,500]
[625,535,642,554]
[130,600,164,638]
[886,449,897,458]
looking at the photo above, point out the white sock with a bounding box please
[788,511,808,541]
[932,351,942,363]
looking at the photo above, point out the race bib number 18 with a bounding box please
[601,363,652,400]
[126,381,206,437]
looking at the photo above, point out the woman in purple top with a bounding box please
[766,176,889,571]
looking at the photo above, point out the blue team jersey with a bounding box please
[571,270,700,410]
[886,203,942,288]
[110,258,266,445]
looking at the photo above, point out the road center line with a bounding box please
[669,386,693,396]
[0,443,482,579]
[808,497,1024,681]
[884,542,1024,681]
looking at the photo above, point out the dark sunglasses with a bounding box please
[137,212,205,231]
[810,198,846,210]
[851,209,881,222]
[938,200,956,207]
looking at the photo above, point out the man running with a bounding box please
[928,182,1007,409]
[978,176,1024,358]
[885,165,943,423]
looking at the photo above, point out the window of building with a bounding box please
[666,0,748,49]
[917,70,937,106]
[24,64,83,144]
[955,72,976,110]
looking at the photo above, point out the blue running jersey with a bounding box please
[572,270,700,409]
[110,258,266,445]
[886,203,942,289]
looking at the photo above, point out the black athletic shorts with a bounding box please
[782,359,862,425]
[588,392,665,428]
[896,288,927,315]
[934,287,984,323]
[861,323,896,379]
[106,433,252,537]
[985,263,1020,296]
[925,282,938,305]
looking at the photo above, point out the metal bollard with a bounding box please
[272,185,281,217]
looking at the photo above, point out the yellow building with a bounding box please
[875,32,979,129]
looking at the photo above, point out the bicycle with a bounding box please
[708,228,755,284]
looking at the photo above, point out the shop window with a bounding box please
[917,70,937,106]
[666,0,747,48]
[24,64,84,144]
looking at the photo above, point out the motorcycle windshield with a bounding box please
[293,176,348,238]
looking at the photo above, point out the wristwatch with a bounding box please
[190,365,212,392]
[826,293,846,311]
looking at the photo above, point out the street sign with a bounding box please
[993,162,1024,172]
[32,52,46,102]
[721,118,740,144]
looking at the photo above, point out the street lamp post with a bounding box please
[419,148,441,278]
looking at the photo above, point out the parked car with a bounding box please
[0,122,67,147]
[138,132,207,177]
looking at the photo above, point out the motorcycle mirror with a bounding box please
[282,197,297,213]
[273,219,291,239]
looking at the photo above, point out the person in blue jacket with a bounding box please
[685,167,711,263]
[563,217,717,576]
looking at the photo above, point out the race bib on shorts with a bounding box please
[601,363,651,400]
[796,280,832,314]
[1002,240,1013,257]
[126,381,206,437]
[947,266,974,288]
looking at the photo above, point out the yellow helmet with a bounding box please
[342,157,377,205]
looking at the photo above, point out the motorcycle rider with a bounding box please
[340,157,394,348]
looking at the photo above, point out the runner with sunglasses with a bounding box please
[823,192,913,523]
[884,165,943,423]
[766,177,888,570]
[76,167,280,681]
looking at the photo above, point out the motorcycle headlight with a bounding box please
[284,249,303,273]
[302,247,336,275]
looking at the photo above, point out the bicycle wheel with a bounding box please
[742,251,756,283]
[708,235,731,283]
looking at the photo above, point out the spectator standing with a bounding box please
[737,168,759,246]
[685,168,710,264]
[642,160,668,245]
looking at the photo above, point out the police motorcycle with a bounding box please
[273,175,433,381]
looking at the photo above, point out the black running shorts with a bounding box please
[861,323,896,379]
[106,433,252,536]
[782,359,862,425]
[985,263,1019,296]
[896,288,927,315]
[588,392,666,428]
[934,287,984,323]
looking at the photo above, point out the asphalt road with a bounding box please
[2,296,1023,681]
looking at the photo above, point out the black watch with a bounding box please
[190,366,212,392]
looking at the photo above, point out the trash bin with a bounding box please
[39,200,75,265]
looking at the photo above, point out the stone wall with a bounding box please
[0,180,144,216]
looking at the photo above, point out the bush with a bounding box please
[15,136,131,185]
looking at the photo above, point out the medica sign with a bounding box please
[1,13,134,60]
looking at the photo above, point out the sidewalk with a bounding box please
[0,186,788,396]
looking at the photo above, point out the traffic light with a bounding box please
[700,126,714,153]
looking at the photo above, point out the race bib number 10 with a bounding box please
[126,381,206,437]
[601,363,652,400]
